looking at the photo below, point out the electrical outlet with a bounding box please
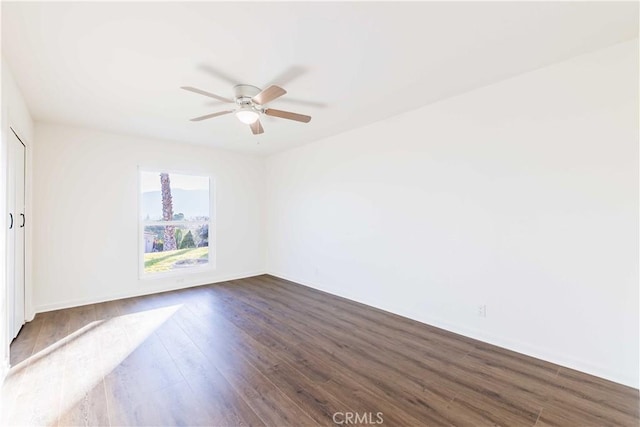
[477,304,487,318]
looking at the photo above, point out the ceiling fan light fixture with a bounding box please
[236,108,260,124]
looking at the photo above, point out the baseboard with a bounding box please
[267,270,638,389]
[33,270,266,314]
[410,309,639,389]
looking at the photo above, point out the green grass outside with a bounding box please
[144,247,209,273]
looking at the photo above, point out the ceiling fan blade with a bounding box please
[190,110,234,121]
[264,65,306,87]
[276,97,327,108]
[265,108,311,123]
[197,64,242,86]
[250,119,264,135]
[181,86,233,103]
[253,85,287,105]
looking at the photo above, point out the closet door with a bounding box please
[7,129,25,340]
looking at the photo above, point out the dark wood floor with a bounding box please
[2,275,638,426]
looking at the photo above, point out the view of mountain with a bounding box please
[142,189,209,220]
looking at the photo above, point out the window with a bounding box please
[140,171,212,275]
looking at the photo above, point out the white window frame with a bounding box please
[138,168,216,279]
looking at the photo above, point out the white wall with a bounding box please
[265,39,639,388]
[1,57,35,381]
[32,123,265,311]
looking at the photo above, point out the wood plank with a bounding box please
[172,307,319,426]
[56,304,111,427]
[154,315,266,426]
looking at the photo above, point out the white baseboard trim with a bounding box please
[411,310,639,389]
[267,270,638,389]
[33,270,266,314]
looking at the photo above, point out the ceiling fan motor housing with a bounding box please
[234,84,262,107]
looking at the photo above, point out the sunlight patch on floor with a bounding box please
[1,304,182,426]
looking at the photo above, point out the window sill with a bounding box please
[139,263,215,282]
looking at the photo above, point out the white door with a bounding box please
[7,129,26,339]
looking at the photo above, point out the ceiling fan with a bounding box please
[181,84,311,135]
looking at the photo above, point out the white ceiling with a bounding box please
[2,2,638,156]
